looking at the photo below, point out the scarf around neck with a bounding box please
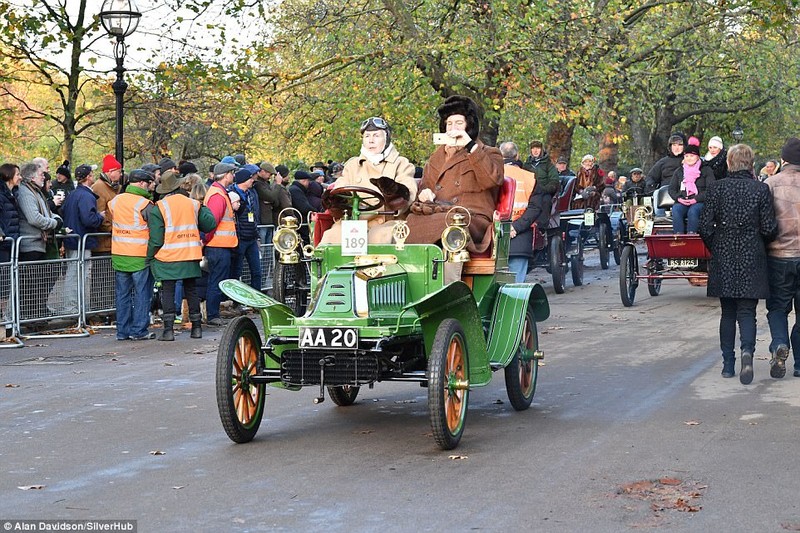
[360,142,394,166]
[683,160,701,196]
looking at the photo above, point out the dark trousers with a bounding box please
[766,257,800,369]
[719,297,758,362]
[161,278,200,320]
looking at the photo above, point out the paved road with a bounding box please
[2,252,800,532]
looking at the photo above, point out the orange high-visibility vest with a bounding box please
[203,185,238,248]
[108,193,151,257]
[155,194,203,262]
[505,165,537,221]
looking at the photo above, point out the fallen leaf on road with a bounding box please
[172,486,185,490]
[684,420,701,426]
[354,429,373,434]
[5,383,20,388]
[493,399,504,404]
[547,326,564,330]
[105,352,117,355]
[18,485,45,490]
[448,455,468,460]
[781,522,800,531]
[659,477,681,485]
[149,450,165,456]
[164,362,175,366]
[394,399,417,404]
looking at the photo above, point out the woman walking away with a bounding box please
[699,144,777,384]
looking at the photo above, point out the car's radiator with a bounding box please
[281,351,379,386]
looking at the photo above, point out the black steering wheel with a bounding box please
[328,185,385,212]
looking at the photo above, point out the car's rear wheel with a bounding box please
[619,245,638,307]
[216,316,265,443]
[647,260,663,296]
[327,385,360,406]
[549,236,566,294]
[598,221,610,270]
[504,310,539,411]
[273,261,307,316]
[428,318,469,450]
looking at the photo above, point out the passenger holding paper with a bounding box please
[405,95,504,252]
[319,116,417,245]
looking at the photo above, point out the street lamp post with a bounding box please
[99,0,141,168]
[732,124,744,143]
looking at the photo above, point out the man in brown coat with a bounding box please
[405,95,504,254]
[90,154,122,315]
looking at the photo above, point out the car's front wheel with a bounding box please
[428,318,469,450]
[216,316,265,443]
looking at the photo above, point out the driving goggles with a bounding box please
[360,116,389,133]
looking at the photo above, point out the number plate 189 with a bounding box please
[299,327,358,349]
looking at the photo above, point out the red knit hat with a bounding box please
[102,154,122,173]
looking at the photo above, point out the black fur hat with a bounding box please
[437,95,480,142]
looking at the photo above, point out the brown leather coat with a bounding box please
[767,163,800,258]
[91,176,119,252]
[405,142,504,253]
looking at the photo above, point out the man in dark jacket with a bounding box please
[252,162,285,244]
[502,142,550,282]
[61,164,105,314]
[646,132,686,194]
[288,171,316,243]
[229,165,262,291]
[523,140,560,196]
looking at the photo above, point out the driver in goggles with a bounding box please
[319,116,417,244]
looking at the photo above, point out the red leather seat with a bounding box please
[312,212,334,246]
[495,176,516,221]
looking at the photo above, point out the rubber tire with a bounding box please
[504,310,539,411]
[216,316,265,443]
[273,262,307,316]
[598,221,610,270]
[327,385,360,406]
[428,318,469,450]
[648,276,662,296]
[549,236,566,294]
[571,238,584,287]
[619,245,638,307]
[613,225,623,265]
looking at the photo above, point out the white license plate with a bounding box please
[299,327,358,349]
[668,258,698,268]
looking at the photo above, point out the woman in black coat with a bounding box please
[0,163,22,264]
[699,144,778,384]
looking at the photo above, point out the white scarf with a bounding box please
[360,142,394,166]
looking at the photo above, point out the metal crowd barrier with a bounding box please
[13,234,89,340]
[0,237,23,348]
[81,233,116,328]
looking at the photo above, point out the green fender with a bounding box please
[219,279,294,330]
[404,281,491,387]
[487,282,550,367]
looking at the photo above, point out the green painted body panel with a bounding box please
[405,281,491,386]
[486,282,550,366]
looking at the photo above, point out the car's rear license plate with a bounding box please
[299,327,358,349]
[668,258,698,268]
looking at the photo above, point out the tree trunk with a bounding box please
[597,130,620,173]
[545,121,575,164]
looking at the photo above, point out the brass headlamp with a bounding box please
[273,214,301,264]
[441,208,471,263]
[632,205,653,235]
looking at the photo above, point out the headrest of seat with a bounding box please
[496,176,516,221]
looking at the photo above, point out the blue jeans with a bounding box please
[115,268,153,340]
[232,238,263,291]
[206,246,233,320]
[258,225,273,247]
[719,297,758,363]
[174,280,183,313]
[508,256,529,283]
[766,257,800,368]
[671,202,704,233]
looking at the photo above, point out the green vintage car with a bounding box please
[215,179,550,450]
